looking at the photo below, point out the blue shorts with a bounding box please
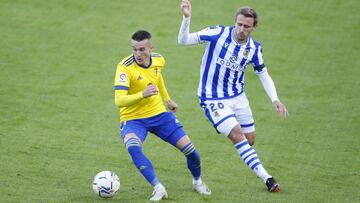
[120,112,186,146]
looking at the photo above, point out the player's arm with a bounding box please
[256,68,288,118]
[252,45,288,118]
[114,65,143,107]
[178,0,199,45]
[158,74,178,112]
[115,90,143,107]
[256,67,279,102]
[115,85,159,107]
[114,64,158,107]
[158,74,171,102]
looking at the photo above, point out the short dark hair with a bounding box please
[234,6,258,26]
[131,30,152,41]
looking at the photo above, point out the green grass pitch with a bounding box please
[0,0,359,202]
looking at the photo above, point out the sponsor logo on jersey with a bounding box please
[118,72,128,84]
[217,57,244,71]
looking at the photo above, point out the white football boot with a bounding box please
[193,182,212,195]
[149,184,168,201]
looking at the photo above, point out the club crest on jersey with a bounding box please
[243,49,250,57]
[118,72,128,84]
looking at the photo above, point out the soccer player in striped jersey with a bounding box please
[178,0,288,192]
[114,30,211,201]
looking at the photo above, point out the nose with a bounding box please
[238,25,245,32]
[135,50,142,56]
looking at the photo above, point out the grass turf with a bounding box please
[0,0,359,202]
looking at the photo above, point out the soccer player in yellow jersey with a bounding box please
[114,30,211,201]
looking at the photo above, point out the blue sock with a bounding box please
[181,142,201,180]
[126,138,159,186]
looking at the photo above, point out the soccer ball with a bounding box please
[92,171,120,198]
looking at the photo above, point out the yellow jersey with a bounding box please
[114,53,171,121]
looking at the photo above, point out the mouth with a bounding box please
[136,57,143,63]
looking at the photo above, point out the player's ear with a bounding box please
[148,39,153,50]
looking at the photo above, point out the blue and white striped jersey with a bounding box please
[196,25,267,100]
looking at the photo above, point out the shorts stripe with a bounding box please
[240,122,254,128]
[214,114,236,128]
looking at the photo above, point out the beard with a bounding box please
[235,32,247,43]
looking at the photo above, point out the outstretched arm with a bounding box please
[181,0,191,18]
[258,70,289,118]
[178,0,199,45]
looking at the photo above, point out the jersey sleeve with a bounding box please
[114,64,130,91]
[154,55,171,102]
[114,64,145,107]
[251,45,266,74]
[158,74,171,102]
[197,26,224,43]
[258,69,279,102]
[178,15,223,45]
[114,90,143,107]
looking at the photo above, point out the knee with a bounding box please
[125,138,142,156]
[228,125,246,144]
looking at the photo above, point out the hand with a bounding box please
[181,0,192,18]
[167,100,178,112]
[142,84,159,98]
[272,100,289,119]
